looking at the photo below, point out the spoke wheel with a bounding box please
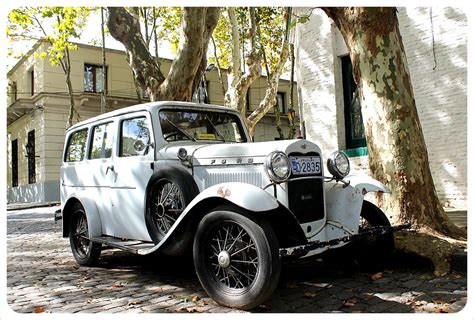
[68,203,101,266]
[150,179,185,235]
[206,222,259,290]
[194,207,280,310]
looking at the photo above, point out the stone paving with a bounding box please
[5,205,468,314]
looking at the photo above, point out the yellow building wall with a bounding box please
[7,42,298,201]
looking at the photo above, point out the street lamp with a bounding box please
[25,141,35,158]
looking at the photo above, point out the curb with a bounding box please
[6,201,60,211]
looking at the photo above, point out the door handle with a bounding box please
[106,165,115,174]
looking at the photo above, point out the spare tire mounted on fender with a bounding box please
[145,166,199,243]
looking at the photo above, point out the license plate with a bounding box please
[290,156,321,175]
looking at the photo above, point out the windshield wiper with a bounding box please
[163,118,196,142]
[204,115,226,142]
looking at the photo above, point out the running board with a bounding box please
[91,236,155,254]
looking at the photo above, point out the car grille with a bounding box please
[204,170,264,188]
[287,152,325,223]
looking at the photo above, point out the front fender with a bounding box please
[188,182,279,212]
[346,173,390,194]
[137,183,288,255]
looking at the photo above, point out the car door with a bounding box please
[85,121,116,236]
[110,112,155,241]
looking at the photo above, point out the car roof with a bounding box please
[66,101,239,132]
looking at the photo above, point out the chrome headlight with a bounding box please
[265,151,291,183]
[327,151,350,179]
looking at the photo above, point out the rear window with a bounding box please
[65,129,88,162]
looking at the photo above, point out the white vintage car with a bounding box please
[60,101,398,310]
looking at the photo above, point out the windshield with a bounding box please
[159,110,246,143]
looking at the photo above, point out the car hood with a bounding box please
[158,139,322,165]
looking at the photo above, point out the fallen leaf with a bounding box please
[371,272,383,281]
[112,282,125,288]
[286,281,299,289]
[432,299,446,304]
[192,295,200,302]
[34,306,45,313]
[186,307,197,313]
[435,306,452,313]
[197,300,209,306]
[342,298,358,308]
[411,301,424,306]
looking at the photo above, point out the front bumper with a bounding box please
[279,223,410,258]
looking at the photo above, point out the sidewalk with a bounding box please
[6,201,60,211]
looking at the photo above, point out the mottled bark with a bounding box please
[107,7,219,102]
[246,42,288,137]
[160,8,220,101]
[224,7,262,120]
[322,7,465,239]
[246,9,290,137]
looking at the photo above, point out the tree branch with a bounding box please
[107,7,165,99]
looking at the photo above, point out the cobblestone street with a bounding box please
[5,205,468,314]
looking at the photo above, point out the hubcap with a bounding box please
[206,222,259,289]
[217,250,231,268]
[156,203,165,218]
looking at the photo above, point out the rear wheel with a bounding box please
[69,203,101,266]
[193,207,280,310]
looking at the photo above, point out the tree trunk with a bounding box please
[224,7,262,120]
[107,7,219,102]
[246,42,288,137]
[246,8,290,137]
[100,7,107,114]
[63,48,78,128]
[322,8,465,239]
[65,72,76,128]
[288,43,296,139]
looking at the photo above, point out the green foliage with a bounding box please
[7,7,91,66]
[210,7,287,72]
[154,7,181,52]
[209,11,232,69]
[132,7,182,54]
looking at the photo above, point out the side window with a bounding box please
[65,129,88,162]
[120,117,151,157]
[89,122,113,159]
